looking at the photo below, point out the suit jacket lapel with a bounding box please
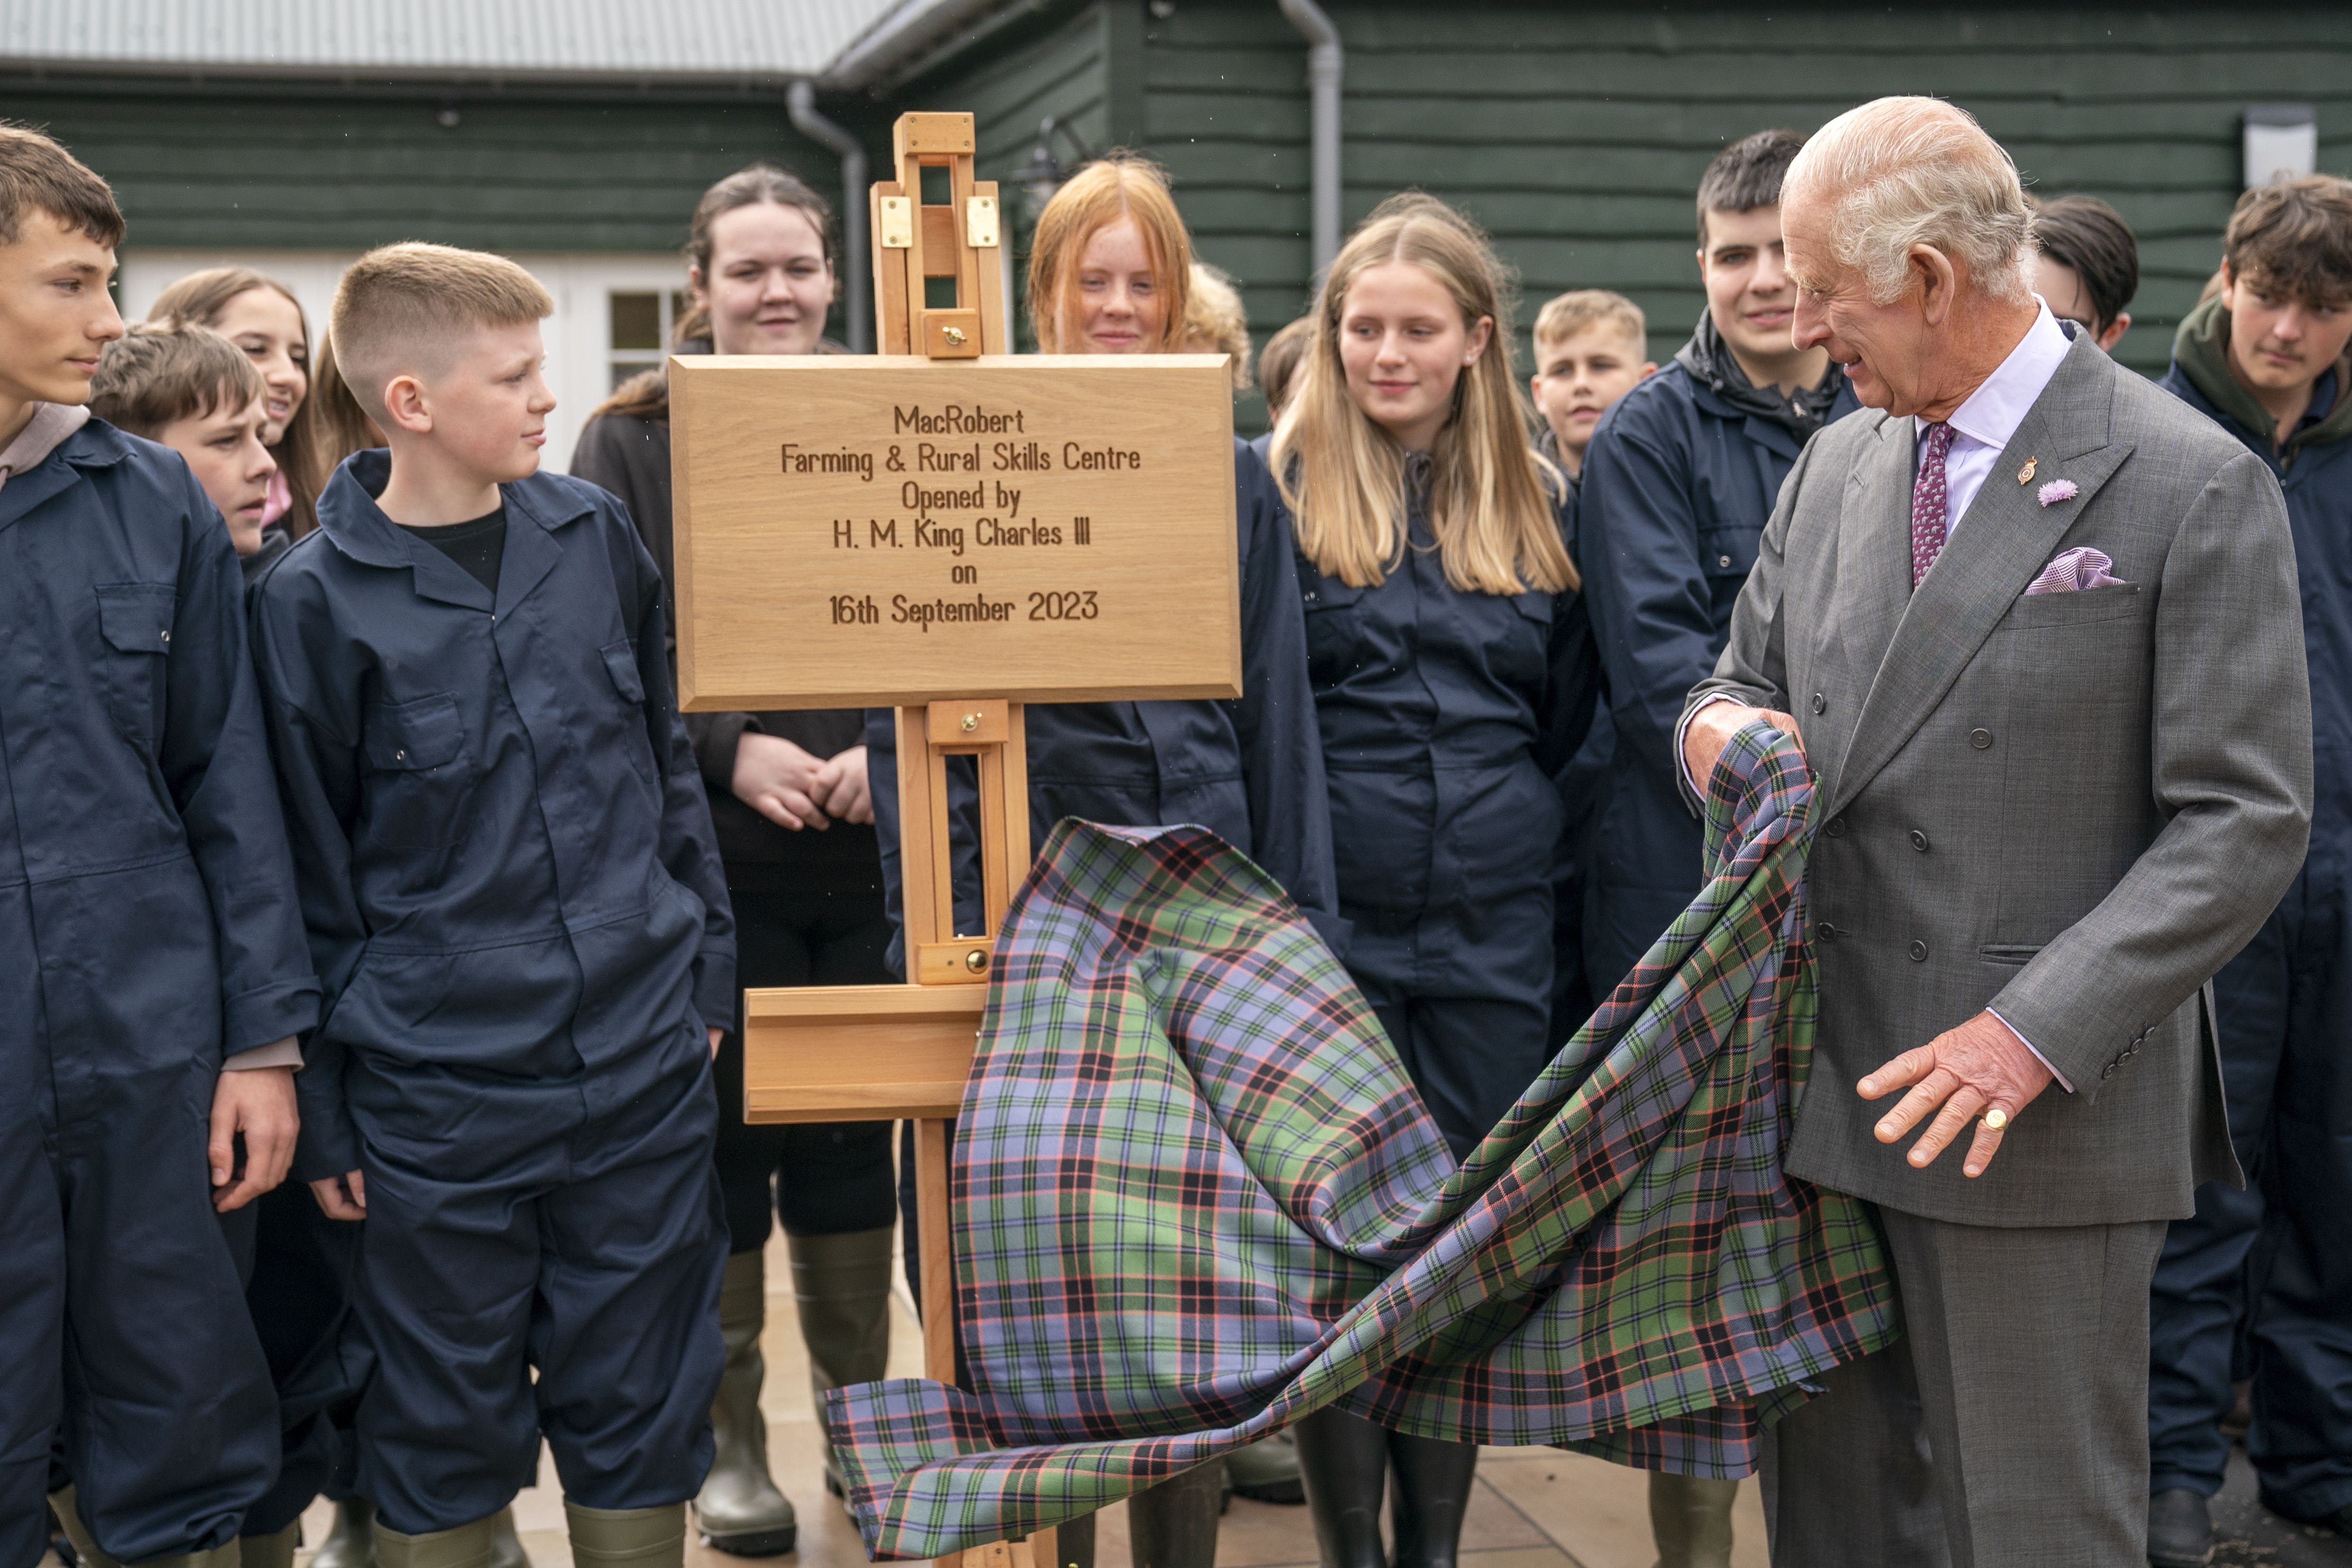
[1827,414,1915,703]
[1823,334,2134,819]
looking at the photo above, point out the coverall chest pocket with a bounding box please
[361,693,474,849]
[93,583,176,749]
[1300,574,1367,685]
[1495,589,1554,688]
[601,639,646,704]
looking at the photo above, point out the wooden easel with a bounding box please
[741,113,1047,1568]
[669,104,1240,1568]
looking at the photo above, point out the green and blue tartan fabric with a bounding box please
[825,724,1898,1560]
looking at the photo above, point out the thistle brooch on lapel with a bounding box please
[2017,456,2038,484]
[2037,479,2079,507]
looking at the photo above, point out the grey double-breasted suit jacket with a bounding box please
[1685,329,2313,1227]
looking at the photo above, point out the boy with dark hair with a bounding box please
[249,241,735,1568]
[0,124,320,1568]
[91,322,279,566]
[2146,173,2352,1567]
[2030,193,2139,352]
[1570,128,1859,1568]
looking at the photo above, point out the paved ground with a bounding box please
[41,1222,2352,1568]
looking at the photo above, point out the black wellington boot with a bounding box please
[1125,1463,1225,1568]
[1387,1433,1477,1568]
[1291,1410,1391,1568]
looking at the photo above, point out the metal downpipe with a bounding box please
[1276,0,1343,283]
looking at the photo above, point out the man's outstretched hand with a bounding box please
[1860,1010,2055,1178]
[1682,701,1806,793]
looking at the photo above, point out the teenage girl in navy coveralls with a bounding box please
[1270,194,1596,1568]
[867,155,1341,1568]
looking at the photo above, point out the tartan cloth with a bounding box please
[826,723,1897,1560]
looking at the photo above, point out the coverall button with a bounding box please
[1810,693,1826,714]
[1718,554,1733,568]
[394,748,408,761]
[1908,939,1929,962]
[1969,728,1994,749]
[159,629,170,644]
[1910,830,1930,852]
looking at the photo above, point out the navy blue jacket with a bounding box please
[2163,363,2352,839]
[871,437,1343,955]
[1,417,319,1070]
[250,453,734,1177]
[1297,465,1596,998]
[1574,358,1859,979]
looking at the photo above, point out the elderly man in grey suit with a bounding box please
[1679,98,2313,1567]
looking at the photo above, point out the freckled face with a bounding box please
[1067,219,1164,354]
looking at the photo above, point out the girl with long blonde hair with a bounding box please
[1274,194,1596,1568]
[148,266,325,546]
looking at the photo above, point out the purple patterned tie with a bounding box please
[1911,420,1955,588]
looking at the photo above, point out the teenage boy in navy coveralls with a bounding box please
[249,243,734,1568]
[0,128,321,1568]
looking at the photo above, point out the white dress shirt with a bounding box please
[1677,300,2079,1088]
[1922,300,2073,540]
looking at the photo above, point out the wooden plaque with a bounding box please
[669,354,1241,711]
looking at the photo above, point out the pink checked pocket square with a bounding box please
[2024,546,2126,596]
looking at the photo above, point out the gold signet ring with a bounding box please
[1983,1106,2010,1132]
[2017,456,2038,484]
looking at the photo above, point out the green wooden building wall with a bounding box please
[903,0,2352,427]
[0,76,871,254]
[12,2,2352,419]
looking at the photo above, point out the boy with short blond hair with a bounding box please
[1528,289,1654,481]
[2146,174,2352,1564]
[250,241,735,1568]
[0,124,319,1568]
[90,322,279,565]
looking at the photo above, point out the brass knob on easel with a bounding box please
[961,712,979,733]
[943,326,967,346]
[964,948,987,974]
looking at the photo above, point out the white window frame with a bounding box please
[120,249,693,474]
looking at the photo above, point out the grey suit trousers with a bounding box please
[1761,1205,2166,1567]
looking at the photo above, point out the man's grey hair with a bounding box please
[1785,97,2037,306]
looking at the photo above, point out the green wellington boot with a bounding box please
[1224,1432,1305,1505]
[372,1513,497,1568]
[305,1498,523,1568]
[565,1502,687,1568]
[485,1507,528,1568]
[47,1487,241,1568]
[1647,1473,1738,1568]
[788,1226,895,1500]
[309,1498,375,1568]
[695,1249,798,1555]
[236,1521,301,1568]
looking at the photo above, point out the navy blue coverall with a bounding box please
[871,437,1343,1298]
[1296,460,1597,1160]
[1574,356,1857,997]
[248,453,736,1535]
[1,419,319,1568]
[2150,357,2352,1524]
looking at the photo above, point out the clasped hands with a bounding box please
[1683,700,2053,1178]
[732,732,873,831]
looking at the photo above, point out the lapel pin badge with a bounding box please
[2038,478,2079,507]
[2017,456,2038,484]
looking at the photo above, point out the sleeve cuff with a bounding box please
[1986,1006,2074,1094]
[1675,693,1737,802]
[223,1037,301,1072]
[222,977,323,1058]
